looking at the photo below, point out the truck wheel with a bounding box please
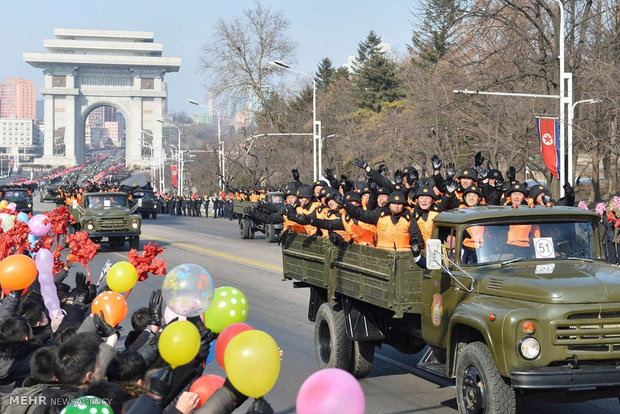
[240,219,250,239]
[266,224,277,243]
[350,340,375,378]
[456,342,515,414]
[152,212,157,220]
[314,302,352,371]
[129,236,140,250]
[141,212,149,219]
[249,228,255,239]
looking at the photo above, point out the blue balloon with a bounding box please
[28,233,37,249]
[205,338,216,365]
[16,212,29,223]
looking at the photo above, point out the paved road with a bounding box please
[34,198,620,414]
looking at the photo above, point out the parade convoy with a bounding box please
[68,192,141,250]
[283,205,620,413]
[233,191,284,243]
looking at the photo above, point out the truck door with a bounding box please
[421,226,459,347]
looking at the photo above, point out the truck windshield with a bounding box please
[85,195,128,208]
[270,195,283,204]
[133,191,154,202]
[460,221,599,265]
[4,190,28,199]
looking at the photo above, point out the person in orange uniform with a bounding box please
[283,185,320,236]
[342,191,424,251]
[413,185,446,246]
[504,183,540,257]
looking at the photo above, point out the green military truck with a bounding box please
[283,206,620,413]
[129,189,158,219]
[1,188,33,214]
[68,192,141,250]
[233,191,284,243]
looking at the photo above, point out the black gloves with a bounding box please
[93,311,119,336]
[394,170,403,185]
[446,162,456,179]
[406,168,419,187]
[354,158,368,170]
[445,180,458,194]
[475,166,488,179]
[292,214,311,225]
[368,177,377,193]
[563,182,574,195]
[431,155,442,170]
[494,179,505,191]
[324,168,334,180]
[377,163,386,174]
[72,272,89,305]
[411,244,421,258]
[474,151,485,167]
[340,176,354,193]
[507,166,516,182]
[148,367,173,399]
[328,232,348,248]
[247,398,274,414]
[147,289,163,327]
[278,205,291,215]
[291,169,300,182]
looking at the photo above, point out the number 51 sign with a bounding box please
[533,237,555,259]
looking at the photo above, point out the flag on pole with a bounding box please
[171,165,178,188]
[536,117,560,179]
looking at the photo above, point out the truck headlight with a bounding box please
[86,223,94,230]
[27,203,32,208]
[132,222,139,229]
[519,337,540,360]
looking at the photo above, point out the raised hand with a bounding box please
[431,155,442,170]
[148,289,163,327]
[474,151,485,167]
[291,169,300,181]
[446,162,456,179]
[354,158,368,170]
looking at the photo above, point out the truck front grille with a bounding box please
[554,313,620,352]
[95,218,128,231]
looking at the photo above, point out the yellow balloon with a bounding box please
[224,330,280,398]
[106,261,138,292]
[158,321,201,368]
[0,200,7,209]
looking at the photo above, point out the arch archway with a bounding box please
[80,100,131,156]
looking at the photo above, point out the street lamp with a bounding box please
[269,61,321,181]
[187,99,225,191]
[157,119,183,195]
[568,99,602,185]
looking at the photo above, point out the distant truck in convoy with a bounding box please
[283,206,620,414]
[2,188,33,214]
[233,191,284,243]
[68,192,141,250]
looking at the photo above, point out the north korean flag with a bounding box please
[171,165,178,188]
[536,117,560,179]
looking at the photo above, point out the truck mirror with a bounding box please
[426,239,443,270]
[72,200,77,208]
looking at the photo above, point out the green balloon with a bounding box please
[203,286,249,333]
[60,396,113,414]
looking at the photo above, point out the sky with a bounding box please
[0,0,421,116]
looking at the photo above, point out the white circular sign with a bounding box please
[535,238,554,258]
[542,133,553,146]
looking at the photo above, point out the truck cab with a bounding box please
[2,188,33,214]
[283,206,620,414]
[129,189,158,219]
[69,192,141,250]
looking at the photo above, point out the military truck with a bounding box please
[129,189,158,219]
[38,181,57,203]
[1,188,33,214]
[68,192,141,250]
[282,206,620,413]
[233,191,284,243]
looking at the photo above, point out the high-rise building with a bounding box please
[104,121,122,146]
[0,78,36,120]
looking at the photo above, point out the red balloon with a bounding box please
[215,322,253,369]
[189,375,225,407]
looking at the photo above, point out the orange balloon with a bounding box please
[190,375,225,407]
[91,291,128,327]
[0,254,38,291]
[67,254,77,262]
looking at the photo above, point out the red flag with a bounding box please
[171,165,178,188]
[536,117,560,179]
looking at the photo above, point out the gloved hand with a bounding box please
[507,166,516,182]
[494,179,505,191]
[563,182,574,195]
[445,180,458,194]
[291,169,300,181]
[73,272,89,305]
[328,231,347,248]
[332,193,344,206]
[368,177,377,193]
[9,290,22,298]
[85,284,98,305]
[377,163,386,174]
[93,311,119,336]
[474,151,485,167]
[278,205,291,215]
[475,166,488,179]
[195,324,217,362]
[147,289,163,327]
[431,155,442,170]
[247,398,274,414]
[446,162,456,179]
[148,366,173,399]
[406,168,419,187]
[411,244,421,258]
[292,214,310,225]
[575,176,581,186]
[394,170,403,185]
[354,158,368,170]
[324,168,334,180]
[543,194,552,204]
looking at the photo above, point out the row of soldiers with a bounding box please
[243,152,576,262]
[156,194,234,218]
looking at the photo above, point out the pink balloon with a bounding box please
[6,203,16,212]
[296,368,365,414]
[164,306,187,324]
[35,248,61,318]
[28,214,51,236]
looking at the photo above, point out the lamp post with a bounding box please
[268,61,321,181]
[568,99,602,185]
[157,119,182,195]
[187,99,225,191]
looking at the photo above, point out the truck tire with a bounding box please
[129,236,140,250]
[456,342,515,414]
[350,340,375,378]
[314,302,352,371]
[152,212,157,220]
[240,219,250,239]
[142,212,150,219]
[266,224,277,243]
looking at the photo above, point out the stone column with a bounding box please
[128,97,143,165]
[153,97,163,156]
[64,95,77,165]
[42,95,54,159]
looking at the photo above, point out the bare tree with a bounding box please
[200,1,296,129]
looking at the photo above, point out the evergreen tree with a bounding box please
[409,0,464,66]
[315,58,336,91]
[353,31,403,112]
